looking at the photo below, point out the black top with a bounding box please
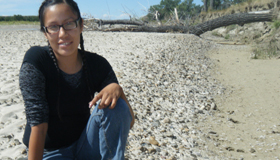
[19,46,118,149]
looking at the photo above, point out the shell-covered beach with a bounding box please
[0,25,279,160]
[0,26,221,159]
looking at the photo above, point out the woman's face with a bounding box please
[43,3,83,58]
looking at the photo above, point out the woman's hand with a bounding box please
[89,83,122,109]
[89,83,135,128]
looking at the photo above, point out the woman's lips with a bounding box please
[59,42,72,46]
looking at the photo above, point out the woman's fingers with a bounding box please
[108,98,117,109]
[89,83,122,109]
[89,94,101,108]
[99,94,109,109]
[99,95,118,109]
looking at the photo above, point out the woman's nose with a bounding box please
[58,26,67,38]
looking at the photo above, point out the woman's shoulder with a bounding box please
[22,46,51,72]
[25,45,48,55]
[24,46,49,61]
[84,50,110,66]
[84,50,104,59]
[83,51,113,76]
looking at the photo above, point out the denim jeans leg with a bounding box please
[75,98,132,160]
[42,145,75,160]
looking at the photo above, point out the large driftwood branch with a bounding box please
[84,19,145,26]
[100,9,277,36]
[189,10,276,35]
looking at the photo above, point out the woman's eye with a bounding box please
[66,22,74,26]
[49,25,58,30]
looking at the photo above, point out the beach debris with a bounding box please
[140,146,148,152]
[163,117,171,124]
[226,146,235,151]
[250,148,256,153]
[208,131,217,134]
[148,148,157,153]
[149,136,159,146]
[21,149,27,155]
[228,118,239,124]
[210,102,217,110]
[237,149,245,153]
[272,130,280,134]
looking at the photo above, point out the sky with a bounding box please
[0,0,204,19]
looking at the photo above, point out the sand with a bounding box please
[201,44,280,159]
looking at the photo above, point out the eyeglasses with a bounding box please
[43,18,80,34]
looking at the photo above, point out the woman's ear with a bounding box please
[44,32,48,40]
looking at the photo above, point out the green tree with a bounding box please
[213,0,222,10]
[0,15,39,22]
[149,0,181,20]
[210,0,214,10]
[146,0,202,20]
[214,0,247,10]
[148,4,164,20]
[177,0,200,18]
[203,0,208,11]
[160,0,181,17]
[14,15,24,21]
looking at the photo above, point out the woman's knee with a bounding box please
[102,98,131,123]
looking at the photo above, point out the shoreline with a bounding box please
[0,25,39,31]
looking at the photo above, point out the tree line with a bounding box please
[204,0,248,12]
[146,0,249,21]
[0,15,39,22]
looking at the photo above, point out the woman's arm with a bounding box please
[19,63,50,158]
[28,123,48,160]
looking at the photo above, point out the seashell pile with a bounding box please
[83,32,224,159]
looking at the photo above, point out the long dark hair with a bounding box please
[39,0,93,118]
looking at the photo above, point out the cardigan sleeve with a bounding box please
[19,62,49,127]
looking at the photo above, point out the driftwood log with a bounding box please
[84,19,145,27]
[96,19,145,26]
[85,9,278,36]
[189,10,277,35]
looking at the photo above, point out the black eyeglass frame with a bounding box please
[43,18,81,34]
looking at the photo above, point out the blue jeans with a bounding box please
[42,98,132,160]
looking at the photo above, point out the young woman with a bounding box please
[19,0,134,159]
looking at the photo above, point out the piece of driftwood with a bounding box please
[174,8,179,24]
[84,19,145,26]
[138,9,276,36]
[98,9,278,36]
[155,11,162,26]
[188,9,276,36]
